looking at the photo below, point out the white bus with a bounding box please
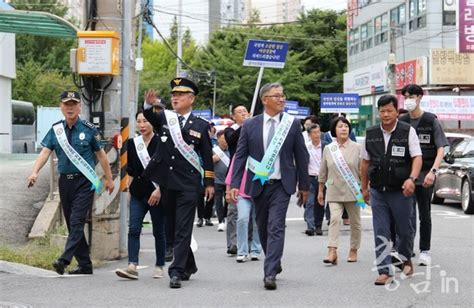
[12,100,35,153]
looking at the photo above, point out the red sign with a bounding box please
[458,0,474,53]
[396,59,417,89]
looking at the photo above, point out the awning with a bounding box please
[0,10,78,38]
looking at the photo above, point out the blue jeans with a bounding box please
[370,188,414,276]
[236,196,262,256]
[128,195,166,267]
[304,176,318,229]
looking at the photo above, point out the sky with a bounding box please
[152,0,348,45]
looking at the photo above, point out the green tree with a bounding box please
[192,9,346,117]
[11,0,76,71]
[12,60,73,107]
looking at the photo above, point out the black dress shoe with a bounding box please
[68,265,93,275]
[227,245,237,255]
[196,218,203,227]
[170,276,182,288]
[276,265,283,275]
[53,259,66,275]
[264,276,277,290]
[305,228,315,236]
[181,267,198,281]
[165,247,174,262]
[205,218,213,226]
[315,227,323,236]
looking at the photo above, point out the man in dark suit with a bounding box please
[142,77,214,289]
[230,83,310,290]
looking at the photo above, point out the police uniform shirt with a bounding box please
[41,119,102,174]
[360,120,422,161]
[127,135,159,199]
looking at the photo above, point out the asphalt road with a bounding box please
[1,196,473,307]
[0,154,50,245]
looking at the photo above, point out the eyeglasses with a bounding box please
[264,94,286,100]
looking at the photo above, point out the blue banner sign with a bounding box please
[192,109,212,120]
[284,100,299,110]
[243,39,289,69]
[320,93,360,113]
[286,107,311,119]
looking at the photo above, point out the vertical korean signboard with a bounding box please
[458,0,474,53]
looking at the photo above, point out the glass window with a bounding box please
[375,16,382,34]
[381,13,389,32]
[462,140,474,157]
[361,24,367,40]
[400,5,406,24]
[418,0,426,13]
[390,8,399,26]
[409,0,417,19]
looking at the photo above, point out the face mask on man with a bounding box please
[404,98,417,111]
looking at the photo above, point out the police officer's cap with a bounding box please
[170,77,199,95]
[60,91,81,104]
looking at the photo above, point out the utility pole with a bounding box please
[388,24,397,95]
[176,0,183,77]
[85,0,137,259]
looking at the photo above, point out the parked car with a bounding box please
[432,137,474,214]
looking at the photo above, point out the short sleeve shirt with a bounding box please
[41,119,102,174]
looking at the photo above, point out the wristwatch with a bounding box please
[431,168,437,174]
[408,176,417,183]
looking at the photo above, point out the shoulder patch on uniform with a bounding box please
[195,116,210,124]
[52,119,63,126]
[82,120,96,129]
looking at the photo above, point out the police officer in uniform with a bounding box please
[27,91,114,275]
[142,78,214,289]
[360,94,422,285]
[399,84,448,266]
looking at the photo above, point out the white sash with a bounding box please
[164,110,204,178]
[328,142,365,208]
[53,122,102,193]
[133,135,151,169]
[247,113,294,184]
[212,146,230,167]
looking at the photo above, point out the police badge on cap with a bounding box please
[60,91,81,103]
[170,77,199,95]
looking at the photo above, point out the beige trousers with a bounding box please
[327,201,361,249]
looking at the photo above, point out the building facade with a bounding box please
[246,0,302,24]
[345,0,473,132]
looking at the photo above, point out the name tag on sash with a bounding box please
[391,146,406,157]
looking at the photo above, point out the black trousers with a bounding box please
[197,193,213,219]
[162,188,198,278]
[214,184,227,223]
[412,185,433,251]
[58,175,94,267]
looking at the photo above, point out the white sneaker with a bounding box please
[153,266,164,278]
[217,222,226,232]
[250,254,260,261]
[236,255,249,263]
[418,251,431,266]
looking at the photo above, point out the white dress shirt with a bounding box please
[263,112,281,180]
[306,140,322,176]
[360,120,422,160]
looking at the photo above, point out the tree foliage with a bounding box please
[11,0,76,71]
[191,9,347,118]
